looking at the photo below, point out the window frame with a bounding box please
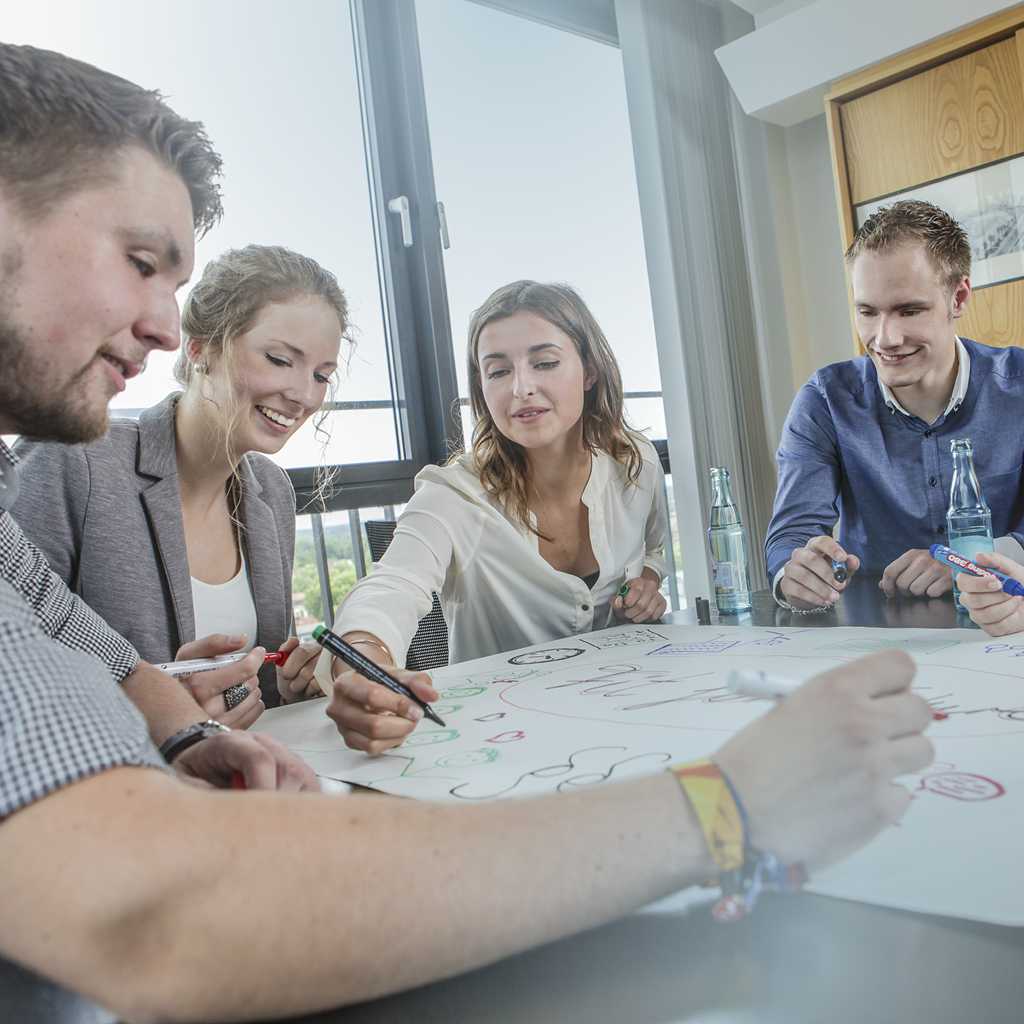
[293,0,685,626]
[295,0,463,515]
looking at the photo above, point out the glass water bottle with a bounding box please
[708,466,753,613]
[947,438,993,611]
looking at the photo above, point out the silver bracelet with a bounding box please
[785,602,833,615]
[773,579,834,615]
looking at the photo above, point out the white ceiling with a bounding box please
[728,0,817,28]
[716,0,1023,126]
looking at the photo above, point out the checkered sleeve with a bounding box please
[0,580,168,819]
[0,511,139,682]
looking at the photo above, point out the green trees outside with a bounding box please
[292,526,366,622]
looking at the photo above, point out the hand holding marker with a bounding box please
[313,624,445,726]
[929,543,1024,597]
[728,667,948,720]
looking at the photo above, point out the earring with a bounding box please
[194,363,207,374]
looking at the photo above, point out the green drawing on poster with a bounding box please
[431,704,463,718]
[359,747,500,787]
[439,685,488,699]
[404,728,459,747]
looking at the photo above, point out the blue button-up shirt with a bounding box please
[765,337,1024,580]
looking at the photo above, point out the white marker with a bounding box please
[727,668,801,700]
[154,650,286,677]
[153,653,249,677]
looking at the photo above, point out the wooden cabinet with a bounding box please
[826,6,1024,351]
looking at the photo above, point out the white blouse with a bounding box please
[334,441,668,665]
[191,550,258,652]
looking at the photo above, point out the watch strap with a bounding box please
[159,719,230,763]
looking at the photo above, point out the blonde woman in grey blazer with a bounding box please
[12,245,348,715]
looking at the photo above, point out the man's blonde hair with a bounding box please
[845,199,971,292]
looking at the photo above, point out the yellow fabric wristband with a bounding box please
[669,759,746,875]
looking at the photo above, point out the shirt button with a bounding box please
[929,477,936,486]
[924,429,933,438]
[938,525,946,534]
[582,604,590,612]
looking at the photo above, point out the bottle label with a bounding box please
[713,562,734,589]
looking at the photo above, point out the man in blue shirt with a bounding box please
[766,200,1024,611]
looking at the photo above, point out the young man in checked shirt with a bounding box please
[0,42,934,1022]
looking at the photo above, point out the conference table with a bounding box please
[15,579,1018,1023]
[255,578,1023,1024]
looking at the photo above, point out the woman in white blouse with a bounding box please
[330,280,668,752]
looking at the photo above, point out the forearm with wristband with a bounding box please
[669,760,806,921]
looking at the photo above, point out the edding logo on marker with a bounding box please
[946,550,990,573]
[929,543,1024,599]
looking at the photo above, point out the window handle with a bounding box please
[388,196,413,247]
[436,201,450,250]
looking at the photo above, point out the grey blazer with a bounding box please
[11,394,296,706]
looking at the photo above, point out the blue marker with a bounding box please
[929,543,1024,598]
[831,558,847,584]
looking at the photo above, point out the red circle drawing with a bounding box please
[917,772,1005,801]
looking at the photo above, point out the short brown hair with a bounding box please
[465,280,644,534]
[845,199,971,292]
[0,43,222,234]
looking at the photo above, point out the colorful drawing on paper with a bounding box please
[259,623,1024,926]
[582,628,668,649]
[508,647,587,664]
[648,637,741,656]
[816,637,961,656]
[916,772,1005,801]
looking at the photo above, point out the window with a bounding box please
[415,0,665,446]
[9,0,682,642]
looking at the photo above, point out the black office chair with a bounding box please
[363,520,449,672]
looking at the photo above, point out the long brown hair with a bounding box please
[464,280,644,533]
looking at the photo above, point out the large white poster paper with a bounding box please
[262,624,1024,925]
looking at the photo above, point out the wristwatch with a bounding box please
[159,719,231,763]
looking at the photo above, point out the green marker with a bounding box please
[618,583,630,597]
[312,624,445,726]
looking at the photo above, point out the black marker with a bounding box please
[831,558,847,584]
[313,624,445,726]
[695,596,712,625]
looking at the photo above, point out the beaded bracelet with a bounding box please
[669,759,806,921]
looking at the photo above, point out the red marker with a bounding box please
[231,771,246,789]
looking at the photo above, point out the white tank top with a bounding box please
[191,549,258,650]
